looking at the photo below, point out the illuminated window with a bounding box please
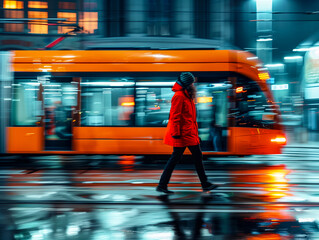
[80,12,98,34]
[135,85,174,126]
[4,10,24,32]
[28,1,48,8]
[81,78,134,126]
[59,2,76,10]
[83,2,97,10]
[28,11,48,34]
[57,12,76,34]
[235,76,278,129]
[3,0,23,9]
[11,81,41,126]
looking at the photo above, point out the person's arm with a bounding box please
[170,94,183,138]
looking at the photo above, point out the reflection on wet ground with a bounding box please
[1,147,319,239]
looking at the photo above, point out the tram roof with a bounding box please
[83,37,237,50]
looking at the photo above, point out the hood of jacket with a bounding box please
[172,82,192,99]
[172,82,183,92]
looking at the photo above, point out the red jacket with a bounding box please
[164,83,200,147]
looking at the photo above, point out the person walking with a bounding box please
[156,72,218,194]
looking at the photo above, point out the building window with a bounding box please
[28,1,48,9]
[3,0,24,32]
[3,0,23,9]
[4,10,24,32]
[83,1,97,10]
[57,12,77,33]
[79,12,98,34]
[147,0,172,36]
[28,11,48,34]
[58,2,76,10]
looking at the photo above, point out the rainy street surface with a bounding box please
[1,146,319,239]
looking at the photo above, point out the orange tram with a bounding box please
[6,49,286,156]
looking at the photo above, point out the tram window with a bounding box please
[196,82,229,151]
[196,83,228,128]
[80,78,134,126]
[235,77,277,129]
[135,87,174,126]
[11,81,42,126]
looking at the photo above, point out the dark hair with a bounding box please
[187,84,197,100]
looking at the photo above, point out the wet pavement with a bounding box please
[1,147,319,239]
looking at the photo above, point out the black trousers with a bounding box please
[158,144,210,188]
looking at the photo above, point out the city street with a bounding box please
[1,0,319,239]
[1,146,319,239]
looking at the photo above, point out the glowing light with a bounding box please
[258,72,270,81]
[66,225,80,236]
[284,56,303,60]
[3,0,23,9]
[31,232,44,240]
[271,84,288,91]
[268,173,287,182]
[210,83,225,87]
[149,106,161,110]
[309,47,319,59]
[197,96,213,103]
[236,87,244,93]
[298,218,316,223]
[28,1,48,9]
[247,56,258,60]
[81,82,135,87]
[136,81,175,86]
[148,53,175,60]
[121,102,135,106]
[257,38,273,42]
[270,137,287,144]
[265,63,284,68]
[61,55,75,58]
[293,48,310,52]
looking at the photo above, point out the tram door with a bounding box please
[196,82,230,152]
[42,78,78,150]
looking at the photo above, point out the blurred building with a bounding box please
[0,0,236,50]
[0,0,104,50]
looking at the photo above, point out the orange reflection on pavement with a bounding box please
[118,155,135,172]
[247,233,290,240]
[232,165,292,201]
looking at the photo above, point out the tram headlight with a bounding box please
[270,137,287,144]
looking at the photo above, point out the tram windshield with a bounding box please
[234,76,278,129]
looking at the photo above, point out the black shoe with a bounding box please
[156,186,174,194]
[202,183,218,192]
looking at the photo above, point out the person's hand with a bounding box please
[172,135,181,139]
